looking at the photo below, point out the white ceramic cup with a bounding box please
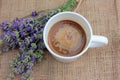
[43,12,108,62]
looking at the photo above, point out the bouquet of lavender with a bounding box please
[0,0,77,80]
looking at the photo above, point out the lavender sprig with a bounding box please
[0,0,77,80]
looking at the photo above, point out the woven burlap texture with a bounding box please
[0,0,120,80]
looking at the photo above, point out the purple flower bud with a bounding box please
[0,21,10,31]
[44,18,48,22]
[26,18,32,23]
[9,43,13,48]
[30,35,35,41]
[31,56,36,62]
[17,64,21,68]
[27,65,32,70]
[2,27,7,31]
[41,12,45,17]
[37,44,41,49]
[2,47,9,52]
[10,32,16,39]
[1,21,9,27]
[20,54,25,60]
[20,31,26,37]
[16,72,20,75]
[34,23,40,28]
[22,49,28,54]
[31,11,38,17]
[25,24,31,31]
[27,27,31,31]
[30,30,35,34]
[21,18,27,22]
[13,18,19,29]
[20,42,25,48]
[14,41,18,45]
[41,17,48,23]
[18,24,23,31]
[2,48,6,52]
[3,31,8,35]
[0,35,3,39]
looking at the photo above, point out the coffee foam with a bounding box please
[52,24,83,54]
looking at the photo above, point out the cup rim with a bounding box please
[43,11,93,60]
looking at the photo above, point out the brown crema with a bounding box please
[48,20,86,56]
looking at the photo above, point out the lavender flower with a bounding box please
[0,0,77,80]
[41,12,45,17]
[20,31,26,37]
[1,21,9,27]
[31,11,38,17]
[26,18,32,23]
[25,24,31,31]
[20,54,25,60]
[26,65,32,70]
[30,35,35,41]
[34,23,40,28]
[0,21,11,31]
[31,56,36,62]
[10,31,16,39]
[1,46,9,52]
[13,18,20,29]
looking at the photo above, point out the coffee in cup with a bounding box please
[48,20,86,56]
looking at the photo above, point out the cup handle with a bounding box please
[90,35,108,48]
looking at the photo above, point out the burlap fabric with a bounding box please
[0,0,120,80]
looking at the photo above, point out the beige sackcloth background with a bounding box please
[0,0,120,80]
